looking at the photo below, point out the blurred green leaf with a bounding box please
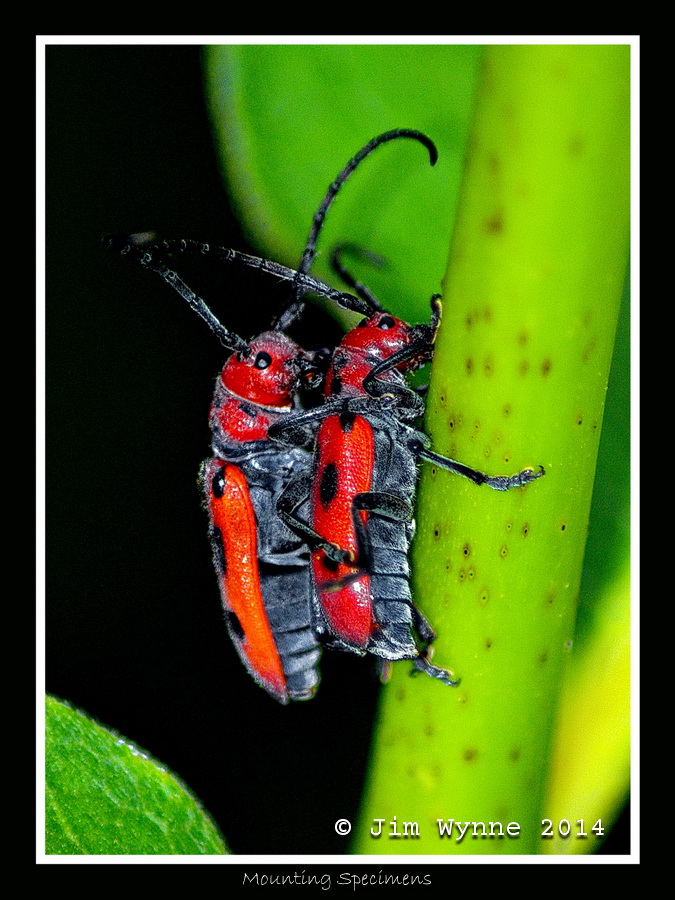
[204,45,482,323]
[543,556,630,854]
[45,695,228,855]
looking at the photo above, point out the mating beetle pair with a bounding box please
[109,130,544,704]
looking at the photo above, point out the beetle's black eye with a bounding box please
[254,351,272,369]
[378,315,396,330]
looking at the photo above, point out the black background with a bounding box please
[45,43,629,857]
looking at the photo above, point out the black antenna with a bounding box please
[330,243,385,311]
[106,130,436,341]
[108,236,251,355]
[273,129,438,332]
[105,235,373,337]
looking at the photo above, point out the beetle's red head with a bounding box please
[220,331,320,408]
[341,312,416,360]
[325,298,442,397]
[331,310,434,390]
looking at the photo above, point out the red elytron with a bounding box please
[312,310,434,660]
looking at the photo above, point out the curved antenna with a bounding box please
[273,128,438,332]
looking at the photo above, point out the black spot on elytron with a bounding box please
[226,610,245,641]
[330,374,343,395]
[378,315,396,330]
[319,462,339,507]
[212,469,226,499]
[339,409,356,433]
[254,351,272,369]
[357,317,369,328]
[209,525,226,573]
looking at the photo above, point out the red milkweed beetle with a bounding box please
[271,247,546,685]
[106,129,439,701]
[108,233,325,703]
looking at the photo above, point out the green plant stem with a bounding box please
[354,44,630,856]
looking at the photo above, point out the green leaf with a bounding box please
[45,695,228,855]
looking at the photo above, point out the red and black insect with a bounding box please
[108,235,325,703]
[106,129,439,702]
[272,249,545,685]
[200,331,322,704]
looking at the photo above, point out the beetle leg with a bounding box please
[413,442,546,491]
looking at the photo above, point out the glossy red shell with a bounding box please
[220,331,307,408]
[207,460,289,703]
[311,414,376,648]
